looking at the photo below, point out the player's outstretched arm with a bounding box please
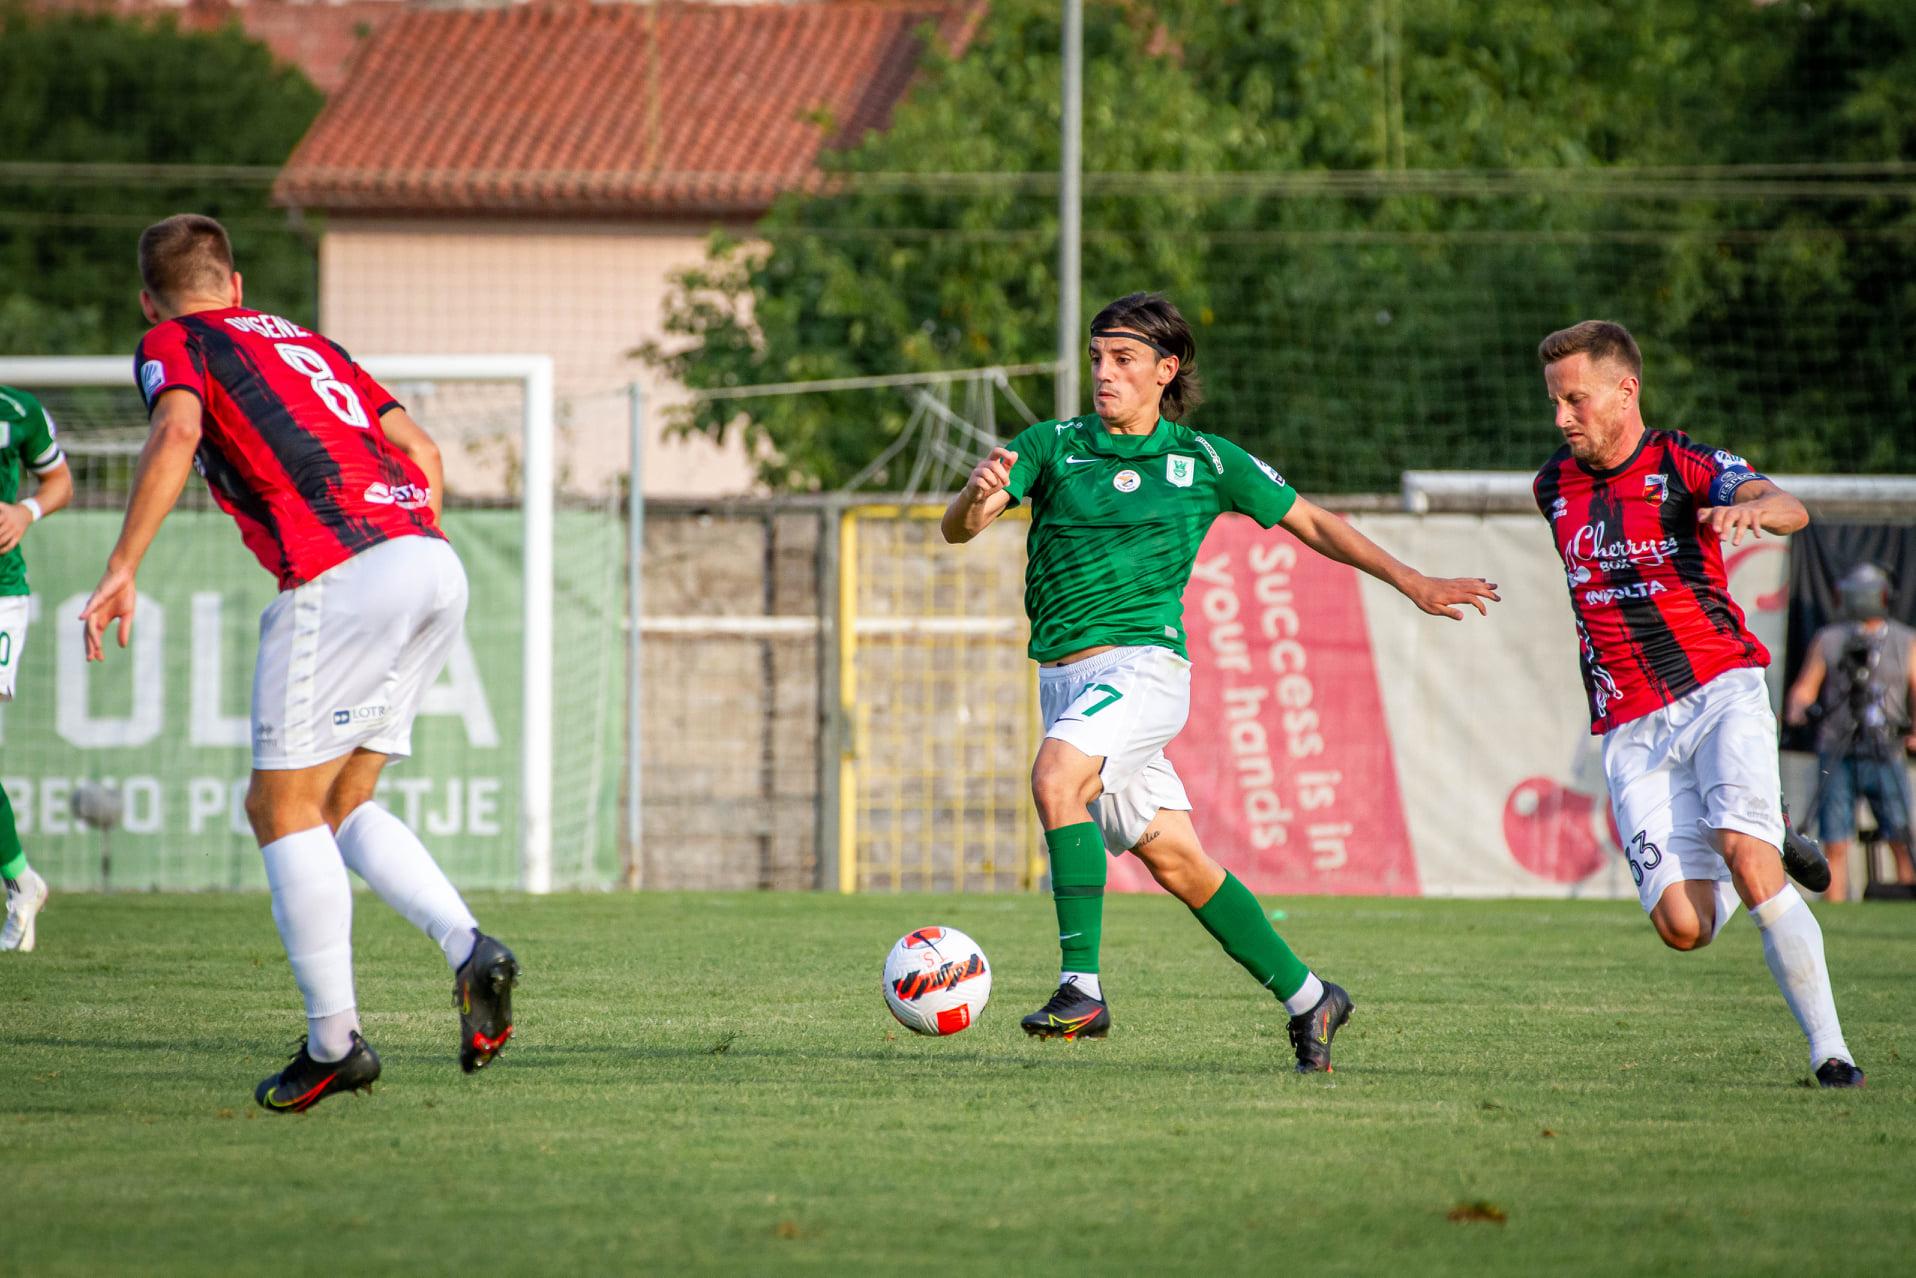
[1279,495,1501,620]
[377,407,445,519]
[80,389,202,661]
[941,447,1018,544]
[1698,478,1808,545]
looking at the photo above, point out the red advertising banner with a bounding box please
[1107,515,1419,894]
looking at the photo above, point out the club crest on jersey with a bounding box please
[1113,469,1141,493]
[1166,455,1194,487]
[1643,474,1668,506]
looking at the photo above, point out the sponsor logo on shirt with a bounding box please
[1713,449,1749,470]
[1113,469,1141,493]
[140,359,166,404]
[1193,436,1223,473]
[1252,457,1286,488]
[1550,496,1569,519]
[1562,519,1679,572]
[1063,455,1096,465]
[1166,455,1194,487]
[364,481,432,509]
[1583,581,1668,606]
[1643,474,1668,506]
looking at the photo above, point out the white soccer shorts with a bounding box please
[1601,666,1785,921]
[0,597,27,705]
[1039,644,1193,854]
[251,535,468,770]
[0,596,27,702]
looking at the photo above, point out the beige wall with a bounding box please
[317,219,758,498]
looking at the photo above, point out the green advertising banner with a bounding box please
[1,508,622,891]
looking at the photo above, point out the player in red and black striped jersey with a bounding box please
[130,301,442,590]
[79,215,519,1111]
[1535,417,1772,735]
[1535,320,1862,1088]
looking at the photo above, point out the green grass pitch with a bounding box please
[5,891,1912,1275]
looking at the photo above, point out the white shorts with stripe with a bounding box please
[1601,666,1785,921]
[1039,644,1192,854]
[251,535,467,770]
[0,596,28,702]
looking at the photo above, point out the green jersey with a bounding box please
[0,386,65,597]
[1002,415,1298,662]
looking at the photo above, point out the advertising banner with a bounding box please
[1,510,617,890]
[1111,512,1789,898]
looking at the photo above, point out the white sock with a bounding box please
[1750,885,1853,1069]
[336,802,479,971]
[1282,972,1326,1016]
[260,826,358,1062]
[1060,971,1102,1000]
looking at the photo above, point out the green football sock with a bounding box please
[1046,821,1106,974]
[1192,872,1311,1000]
[0,780,25,882]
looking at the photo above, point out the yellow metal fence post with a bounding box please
[836,507,859,893]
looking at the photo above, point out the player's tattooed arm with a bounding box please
[80,389,203,661]
[1698,478,1808,545]
[1279,495,1501,620]
[942,447,1018,544]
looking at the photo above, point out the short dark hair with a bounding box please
[139,214,235,306]
[1090,291,1203,420]
[1538,320,1642,380]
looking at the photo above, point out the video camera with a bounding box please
[1828,630,1908,761]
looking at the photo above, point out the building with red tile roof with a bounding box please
[270,0,979,497]
[277,1,980,217]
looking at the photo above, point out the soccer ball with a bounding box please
[882,926,992,1036]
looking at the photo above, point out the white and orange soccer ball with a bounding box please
[882,926,992,1036]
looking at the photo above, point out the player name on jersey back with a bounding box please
[134,307,444,590]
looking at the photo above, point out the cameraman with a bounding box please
[1785,563,1916,900]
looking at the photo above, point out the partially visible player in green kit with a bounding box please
[1,385,73,951]
[943,294,1500,1071]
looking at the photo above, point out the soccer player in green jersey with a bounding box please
[943,293,1499,1070]
[1,385,73,952]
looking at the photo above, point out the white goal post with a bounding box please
[0,354,558,893]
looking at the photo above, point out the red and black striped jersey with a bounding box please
[133,307,442,590]
[1534,429,1770,734]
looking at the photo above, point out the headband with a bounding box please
[1091,328,1175,359]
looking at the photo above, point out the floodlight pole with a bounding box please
[1056,0,1083,421]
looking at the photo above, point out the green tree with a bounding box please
[0,6,324,357]
[654,0,1915,491]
